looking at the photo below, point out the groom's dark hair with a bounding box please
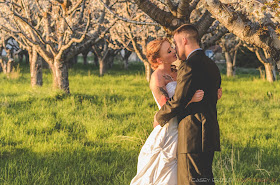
[173,24,199,44]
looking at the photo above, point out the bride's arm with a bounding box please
[187,90,204,106]
[186,87,222,106]
[150,73,169,108]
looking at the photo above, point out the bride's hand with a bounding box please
[218,88,222,100]
[190,90,204,103]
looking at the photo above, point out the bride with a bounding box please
[130,38,222,185]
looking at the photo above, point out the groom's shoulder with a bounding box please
[179,59,194,68]
[178,60,193,72]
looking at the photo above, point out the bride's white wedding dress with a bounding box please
[131,81,178,185]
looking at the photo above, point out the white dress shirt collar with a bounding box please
[187,48,203,60]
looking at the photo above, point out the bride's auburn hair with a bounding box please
[146,38,169,70]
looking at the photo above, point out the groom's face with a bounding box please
[173,34,186,61]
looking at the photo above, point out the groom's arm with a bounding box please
[156,62,196,127]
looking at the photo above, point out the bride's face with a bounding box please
[158,41,177,65]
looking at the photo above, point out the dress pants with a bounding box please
[178,151,215,185]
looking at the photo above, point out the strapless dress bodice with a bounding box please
[166,81,177,99]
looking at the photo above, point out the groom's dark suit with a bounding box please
[156,50,221,185]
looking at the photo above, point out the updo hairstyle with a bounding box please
[146,38,169,70]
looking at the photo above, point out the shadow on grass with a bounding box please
[0,141,138,185]
[1,138,279,185]
[213,140,280,184]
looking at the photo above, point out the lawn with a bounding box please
[0,62,279,184]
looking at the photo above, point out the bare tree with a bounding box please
[106,1,166,81]
[103,0,231,81]
[205,0,280,64]
[256,48,277,82]
[243,42,277,82]
[129,0,222,41]
[0,0,116,93]
[121,49,132,70]
[219,34,241,77]
[126,0,280,73]
[0,36,16,74]
[92,37,110,76]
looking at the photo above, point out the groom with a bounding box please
[154,24,221,185]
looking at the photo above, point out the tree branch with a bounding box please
[164,0,177,16]
[202,26,228,49]
[255,48,269,64]
[177,0,190,19]
[99,0,158,26]
[58,13,91,58]
[189,0,200,12]
[205,0,280,62]
[112,28,134,52]
[133,0,180,30]
[12,11,49,46]
[67,0,84,15]
[195,10,215,39]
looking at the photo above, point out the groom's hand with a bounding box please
[153,113,160,128]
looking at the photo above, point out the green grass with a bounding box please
[0,62,279,185]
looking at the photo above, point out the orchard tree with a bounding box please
[92,36,110,76]
[205,0,280,65]
[0,0,116,93]
[121,49,132,70]
[128,0,227,44]
[126,0,280,73]
[100,0,229,81]
[255,48,277,82]
[101,0,165,81]
[0,36,15,74]
[219,34,241,77]
[245,43,277,82]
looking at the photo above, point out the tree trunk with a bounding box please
[277,62,280,76]
[82,51,88,65]
[6,49,14,73]
[258,66,265,80]
[123,50,131,70]
[144,61,152,82]
[255,49,276,82]
[232,50,238,76]
[0,58,4,73]
[67,56,77,68]
[107,55,114,69]
[92,40,109,76]
[264,63,275,83]
[124,58,129,70]
[0,58,12,74]
[0,59,7,74]
[73,55,78,64]
[25,52,29,65]
[7,59,14,73]
[225,51,233,77]
[51,59,70,93]
[272,64,277,81]
[30,49,43,87]
[93,51,99,67]
[18,53,23,63]
[99,59,106,76]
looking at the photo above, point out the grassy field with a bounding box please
[0,61,279,185]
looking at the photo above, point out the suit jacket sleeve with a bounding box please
[156,62,196,127]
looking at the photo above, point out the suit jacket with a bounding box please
[156,50,221,153]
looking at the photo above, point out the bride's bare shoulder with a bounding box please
[150,69,164,89]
